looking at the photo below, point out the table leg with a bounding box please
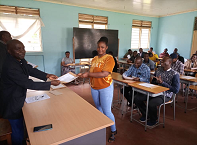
[130,88,135,122]
[163,93,165,128]
[145,93,149,131]
[121,86,125,115]
[185,83,190,113]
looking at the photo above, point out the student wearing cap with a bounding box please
[170,53,184,75]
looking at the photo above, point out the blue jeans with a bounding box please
[8,117,24,145]
[91,83,116,132]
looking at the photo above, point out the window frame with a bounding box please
[131,20,152,49]
[0,5,43,52]
[78,13,108,29]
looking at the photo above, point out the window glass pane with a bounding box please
[94,24,106,29]
[131,28,140,49]
[79,24,92,28]
[20,30,42,52]
[0,16,42,52]
[140,29,149,49]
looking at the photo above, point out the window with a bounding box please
[78,13,108,29]
[0,5,43,52]
[131,20,151,49]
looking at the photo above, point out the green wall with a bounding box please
[157,11,197,58]
[0,0,159,76]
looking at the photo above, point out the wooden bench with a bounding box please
[0,118,12,145]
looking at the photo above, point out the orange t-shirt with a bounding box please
[90,54,115,90]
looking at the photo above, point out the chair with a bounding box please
[0,118,12,145]
[189,73,197,98]
[158,93,176,123]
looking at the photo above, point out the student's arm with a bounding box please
[79,56,114,78]
[180,63,184,75]
[161,74,180,94]
[139,67,150,83]
[122,65,134,80]
[150,62,155,71]
[7,67,52,90]
[27,64,48,81]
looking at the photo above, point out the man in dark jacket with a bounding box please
[0,39,60,145]
[0,31,12,80]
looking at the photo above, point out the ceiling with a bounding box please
[37,0,197,17]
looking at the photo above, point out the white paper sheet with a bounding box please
[191,68,197,70]
[25,94,50,104]
[27,62,38,68]
[49,90,63,96]
[57,72,78,83]
[139,83,156,88]
[51,83,66,90]
[180,76,195,79]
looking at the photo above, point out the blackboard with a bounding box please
[73,28,118,59]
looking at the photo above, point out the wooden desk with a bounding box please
[117,60,133,71]
[111,72,135,114]
[23,87,113,145]
[112,72,135,84]
[128,82,169,130]
[179,75,197,112]
[184,69,197,73]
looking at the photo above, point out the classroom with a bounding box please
[0,0,197,145]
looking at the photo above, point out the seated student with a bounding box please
[0,39,60,145]
[134,56,180,126]
[108,51,118,72]
[143,53,156,71]
[173,48,180,56]
[184,54,197,69]
[184,54,197,76]
[171,48,184,64]
[138,48,145,58]
[170,53,184,75]
[122,56,150,105]
[127,50,138,63]
[159,48,169,58]
[149,52,159,66]
[61,51,75,75]
[124,49,132,59]
[148,47,155,55]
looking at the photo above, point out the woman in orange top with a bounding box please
[78,37,117,143]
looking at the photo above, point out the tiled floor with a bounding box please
[68,82,197,145]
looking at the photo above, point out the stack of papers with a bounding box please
[25,94,50,104]
[191,68,197,70]
[57,72,78,83]
[181,76,195,79]
[139,83,157,88]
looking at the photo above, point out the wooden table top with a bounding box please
[23,88,113,145]
[184,69,197,73]
[128,82,169,94]
[180,75,197,82]
[118,60,133,65]
[67,62,90,66]
[189,85,197,91]
[112,72,136,84]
